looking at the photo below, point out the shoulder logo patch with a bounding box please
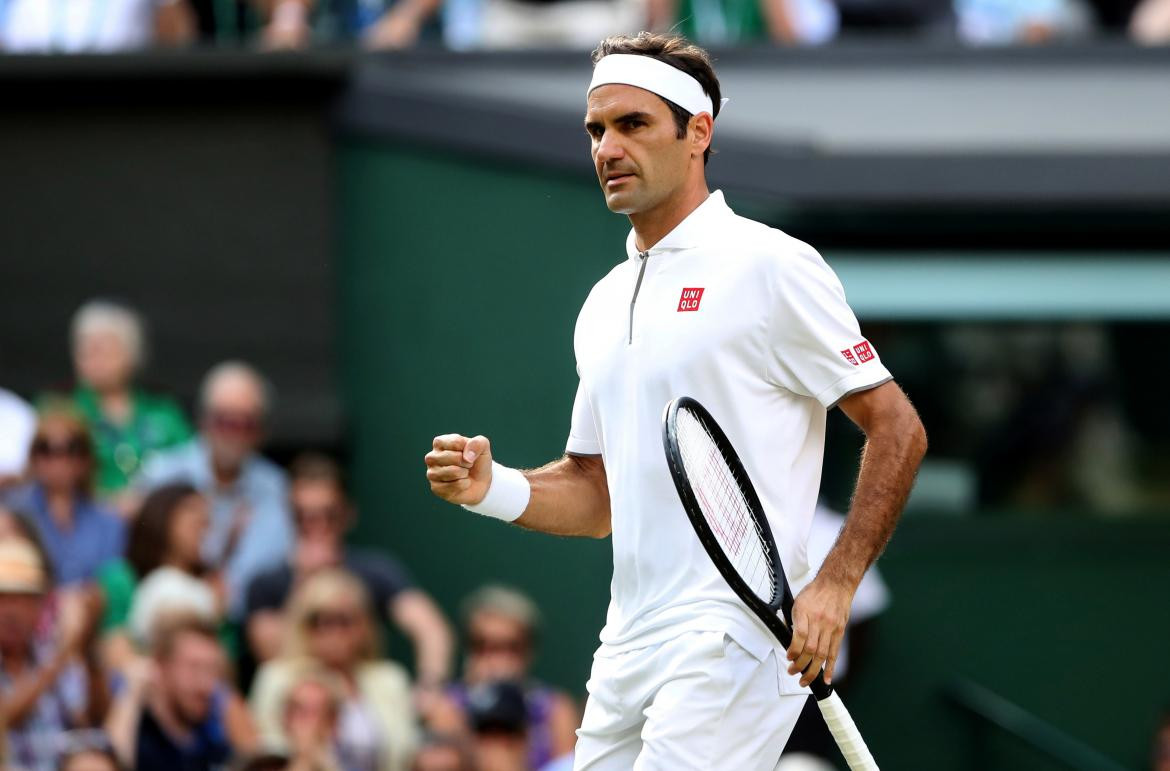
[841,348,858,366]
[677,287,704,312]
[853,340,875,363]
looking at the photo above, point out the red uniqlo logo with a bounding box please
[677,287,704,312]
[853,341,874,363]
[841,348,858,366]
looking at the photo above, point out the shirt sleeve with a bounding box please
[564,381,602,455]
[765,244,892,408]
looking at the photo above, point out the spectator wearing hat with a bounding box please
[105,613,258,769]
[466,680,529,771]
[64,300,193,502]
[440,586,577,770]
[137,361,294,619]
[3,404,124,586]
[0,533,109,771]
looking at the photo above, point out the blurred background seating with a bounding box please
[4,0,1170,48]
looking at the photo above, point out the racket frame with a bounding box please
[662,396,831,701]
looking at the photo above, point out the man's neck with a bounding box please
[45,489,76,528]
[211,458,242,488]
[148,690,197,744]
[629,184,710,253]
[97,387,133,425]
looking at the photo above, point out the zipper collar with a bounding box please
[624,190,730,262]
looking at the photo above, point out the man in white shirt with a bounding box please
[425,32,926,770]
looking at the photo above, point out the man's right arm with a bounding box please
[425,434,610,538]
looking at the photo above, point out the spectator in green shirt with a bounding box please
[648,0,839,44]
[67,300,192,500]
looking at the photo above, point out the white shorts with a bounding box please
[574,630,808,771]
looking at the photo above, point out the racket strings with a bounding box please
[676,408,776,603]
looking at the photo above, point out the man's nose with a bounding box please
[595,131,625,164]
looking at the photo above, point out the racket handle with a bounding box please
[816,691,879,771]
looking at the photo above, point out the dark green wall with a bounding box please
[337,139,626,694]
[0,58,345,444]
[337,139,1170,770]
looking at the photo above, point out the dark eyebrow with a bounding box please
[614,111,652,125]
[584,111,653,133]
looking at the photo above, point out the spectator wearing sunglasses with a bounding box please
[439,586,577,770]
[63,300,192,503]
[250,569,419,771]
[0,532,110,771]
[2,404,124,586]
[244,454,452,705]
[136,361,294,620]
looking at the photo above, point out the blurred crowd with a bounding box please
[0,300,580,771]
[0,0,1169,52]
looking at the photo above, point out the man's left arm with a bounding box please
[786,380,926,686]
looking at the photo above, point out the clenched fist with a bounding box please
[424,434,494,505]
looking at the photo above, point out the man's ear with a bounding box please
[690,112,714,159]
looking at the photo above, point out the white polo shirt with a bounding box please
[566,191,891,679]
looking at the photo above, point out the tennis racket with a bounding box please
[662,396,879,771]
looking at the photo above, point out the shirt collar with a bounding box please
[624,190,731,261]
[29,484,98,527]
[195,437,259,492]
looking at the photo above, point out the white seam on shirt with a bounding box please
[822,372,894,410]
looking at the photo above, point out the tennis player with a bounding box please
[425,33,927,770]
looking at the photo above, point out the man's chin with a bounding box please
[604,192,640,215]
[177,701,212,726]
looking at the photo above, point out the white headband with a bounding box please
[588,53,725,118]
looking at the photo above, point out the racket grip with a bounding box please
[816,691,879,771]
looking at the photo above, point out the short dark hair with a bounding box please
[151,612,220,660]
[127,482,201,578]
[289,452,347,496]
[591,32,721,165]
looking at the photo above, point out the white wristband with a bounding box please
[461,462,530,522]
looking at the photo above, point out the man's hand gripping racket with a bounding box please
[662,396,879,771]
